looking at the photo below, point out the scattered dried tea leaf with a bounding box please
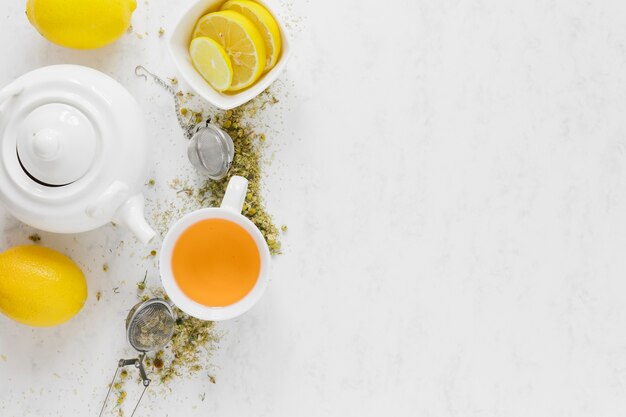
[173,90,284,254]
[153,357,164,369]
[156,306,220,383]
[137,271,147,292]
[116,390,126,406]
[123,287,222,385]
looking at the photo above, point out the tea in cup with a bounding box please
[160,176,271,321]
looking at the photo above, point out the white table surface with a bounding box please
[3,0,626,416]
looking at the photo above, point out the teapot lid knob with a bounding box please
[32,128,62,161]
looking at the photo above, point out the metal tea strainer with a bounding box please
[98,298,176,417]
[135,65,235,180]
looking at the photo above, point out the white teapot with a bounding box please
[0,65,155,243]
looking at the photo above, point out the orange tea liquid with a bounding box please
[171,218,261,307]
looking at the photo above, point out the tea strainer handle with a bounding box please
[136,352,151,387]
[98,363,122,417]
[98,354,151,417]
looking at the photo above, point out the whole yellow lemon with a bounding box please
[26,0,137,49]
[0,245,88,327]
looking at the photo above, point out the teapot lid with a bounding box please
[16,102,97,186]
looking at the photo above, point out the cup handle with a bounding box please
[220,176,248,213]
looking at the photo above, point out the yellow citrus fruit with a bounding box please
[221,0,282,71]
[190,37,234,92]
[0,245,87,327]
[26,0,136,49]
[193,10,266,92]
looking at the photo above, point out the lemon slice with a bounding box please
[220,0,282,71]
[193,10,266,92]
[190,36,233,92]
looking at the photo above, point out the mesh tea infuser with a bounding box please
[135,65,235,180]
[98,298,176,417]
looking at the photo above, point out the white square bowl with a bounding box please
[168,0,291,110]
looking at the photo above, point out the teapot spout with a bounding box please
[115,194,156,244]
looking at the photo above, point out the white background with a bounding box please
[3,0,626,416]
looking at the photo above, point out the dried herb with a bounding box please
[203,101,282,254]
[155,305,219,383]
[115,390,126,406]
[137,271,147,292]
[133,288,220,385]
[153,357,164,369]
[172,90,285,254]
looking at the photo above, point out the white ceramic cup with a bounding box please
[160,176,271,321]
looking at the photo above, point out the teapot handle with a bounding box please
[0,86,23,115]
